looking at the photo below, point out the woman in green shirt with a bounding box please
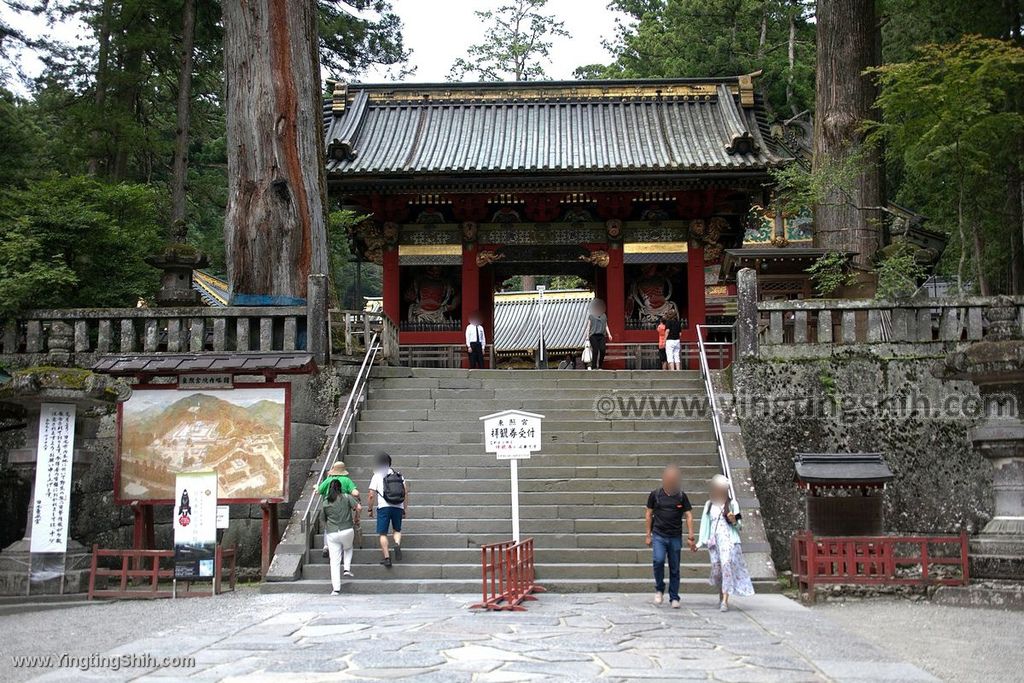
[323,478,359,595]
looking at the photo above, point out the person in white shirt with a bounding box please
[367,452,409,567]
[465,312,486,369]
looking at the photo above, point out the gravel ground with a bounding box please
[815,598,1020,683]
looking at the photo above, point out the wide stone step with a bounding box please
[307,546,679,565]
[419,503,710,521]
[351,430,713,445]
[300,561,712,581]
[354,419,714,434]
[340,457,719,476]
[367,387,707,401]
[345,442,718,456]
[262,577,776,595]
[310,516,679,537]
[328,531,719,549]
[358,409,711,423]
[373,367,700,380]
[330,464,718,481]
[376,377,707,391]
[375,477,714,494]
[364,398,707,412]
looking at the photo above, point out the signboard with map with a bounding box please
[116,384,289,504]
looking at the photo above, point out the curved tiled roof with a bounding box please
[324,77,784,179]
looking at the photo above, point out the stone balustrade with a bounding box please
[329,309,399,360]
[733,268,1024,359]
[0,307,310,367]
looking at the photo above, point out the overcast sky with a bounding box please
[1,0,624,90]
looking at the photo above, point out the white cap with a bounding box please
[711,474,731,490]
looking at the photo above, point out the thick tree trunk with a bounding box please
[169,0,196,240]
[222,0,328,301]
[87,0,114,176]
[812,0,883,269]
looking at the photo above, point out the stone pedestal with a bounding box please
[935,297,1024,580]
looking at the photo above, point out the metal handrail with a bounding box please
[695,324,736,501]
[300,331,382,533]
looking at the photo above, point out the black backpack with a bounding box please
[381,470,406,504]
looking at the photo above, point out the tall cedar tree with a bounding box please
[811,0,883,269]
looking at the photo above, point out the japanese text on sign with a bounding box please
[481,410,544,460]
[31,403,77,554]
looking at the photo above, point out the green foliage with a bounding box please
[874,244,929,300]
[580,0,816,116]
[319,1,409,77]
[806,251,854,297]
[868,36,1024,294]
[771,148,868,217]
[450,0,569,81]
[328,210,382,309]
[501,275,587,291]
[0,176,163,315]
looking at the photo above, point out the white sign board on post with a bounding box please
[30,403,77,554]
[480,410,544,542]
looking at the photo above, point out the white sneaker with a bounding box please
[653,592,664,605]
[330,590,340,596]
[719,602,728,612]
[671,600,681,609]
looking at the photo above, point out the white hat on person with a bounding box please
[711,474,731,490]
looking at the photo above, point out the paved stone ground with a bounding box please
[0,589,941,682]
[816,598,1021,683]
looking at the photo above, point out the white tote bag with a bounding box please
[581,340,593,364]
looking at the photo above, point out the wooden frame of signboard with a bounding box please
[114,382,290,573]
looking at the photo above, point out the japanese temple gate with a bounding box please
[324,76,785,366]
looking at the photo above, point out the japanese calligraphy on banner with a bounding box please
[31,403,76,554]
[173,471,218,579]
[481,410,544,460]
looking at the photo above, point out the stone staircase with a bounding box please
[264,366,776,594]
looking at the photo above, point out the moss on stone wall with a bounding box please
[733,355,993,569]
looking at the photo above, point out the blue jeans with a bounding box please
[652,533,682,601]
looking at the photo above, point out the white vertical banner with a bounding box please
[173,471,218,579]
[30,403,77,554]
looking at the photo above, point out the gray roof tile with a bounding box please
[324,78,784,177]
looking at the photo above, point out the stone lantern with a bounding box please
[145,238,210,307]
[934,296,1024,580]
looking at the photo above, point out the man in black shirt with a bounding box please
[645,465,694,608]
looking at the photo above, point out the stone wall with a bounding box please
[0,366,355,572]
[732,351,994,569]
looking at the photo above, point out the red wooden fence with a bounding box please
[471,538,545,611]
[88,545,237,600]
[791,531,969,602]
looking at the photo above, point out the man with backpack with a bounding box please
[367,452,408,567]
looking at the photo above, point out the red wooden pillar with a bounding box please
[686,243,706,369]
[605,246,626,369]
[460,245,480,368]
[479,266,495,367]
[382,248,400,326]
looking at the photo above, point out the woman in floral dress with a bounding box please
[696,474,754,611]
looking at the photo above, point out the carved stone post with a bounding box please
[307,273,328,365]
[735,268,760,360]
